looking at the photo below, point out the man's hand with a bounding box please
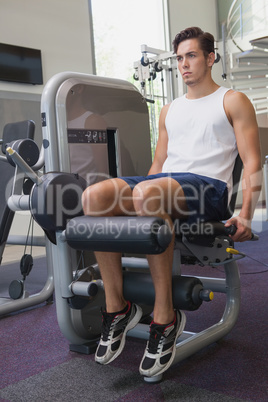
[225,215,252,242]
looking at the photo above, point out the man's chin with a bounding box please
[184,79,194,86]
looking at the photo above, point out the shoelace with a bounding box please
[147,326,167,354]
[101,312,116,341]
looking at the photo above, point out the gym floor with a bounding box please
[1,207,267,401]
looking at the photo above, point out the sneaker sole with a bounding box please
[97,303,143,365]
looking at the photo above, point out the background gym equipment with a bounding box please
[5,72,258,383]
[0,120,53,315]
[133,42,225,155]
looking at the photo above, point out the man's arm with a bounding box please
[148,104,170,175]
[224,91,262,242]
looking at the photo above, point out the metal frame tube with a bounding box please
[51,232,90,345]
[172,259,240,366]
[0,238,54,316]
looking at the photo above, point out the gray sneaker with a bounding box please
[95,301,143,365]
[139,310,186,377]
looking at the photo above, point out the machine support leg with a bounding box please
[172,259,240,365]
[51,232,91,345]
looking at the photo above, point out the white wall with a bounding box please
[0,0,95,239]
[168,0,218,40]
[0,0,94,95]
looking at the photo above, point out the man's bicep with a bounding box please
[231,93,260,164]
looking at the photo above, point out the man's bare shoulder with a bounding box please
[160,102,171,118]
[162,102,171,112]
[224,89,251,106]
[224,89,254,118]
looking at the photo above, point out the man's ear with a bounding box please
[207,52,215,67]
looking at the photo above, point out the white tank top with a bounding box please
[162,87,238,200]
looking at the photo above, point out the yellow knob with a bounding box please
[226,247,240,255]
[6,147,14,155]
[209,291,214,301]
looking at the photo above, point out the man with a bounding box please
[82,27,261,377]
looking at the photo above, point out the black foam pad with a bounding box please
[123,271,203,311]
[30,172,87,233]
[66,216,172,254]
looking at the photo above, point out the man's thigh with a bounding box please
[120,172,228,222]
[126,175,189,219]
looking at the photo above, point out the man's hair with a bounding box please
[173,27,215,57]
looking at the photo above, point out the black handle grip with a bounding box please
[250,233,259,241]
[224,224,259,241]
[224,224,237,236]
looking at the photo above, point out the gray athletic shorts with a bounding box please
[119,172,228,223]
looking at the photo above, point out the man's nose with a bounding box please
[182,58,189,68]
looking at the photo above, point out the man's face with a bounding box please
[176,38,213,87]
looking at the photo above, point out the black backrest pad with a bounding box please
[2,120,35,154]
[224,153,243,220]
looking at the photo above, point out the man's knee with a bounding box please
[133,181,165,215]
[82,180,115,215]
[82,183,101,215]
[82,178,135,216]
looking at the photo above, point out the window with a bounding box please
[91,0,168,155]
[91,0,166,80]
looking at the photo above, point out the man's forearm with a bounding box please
[239,165,262,221]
